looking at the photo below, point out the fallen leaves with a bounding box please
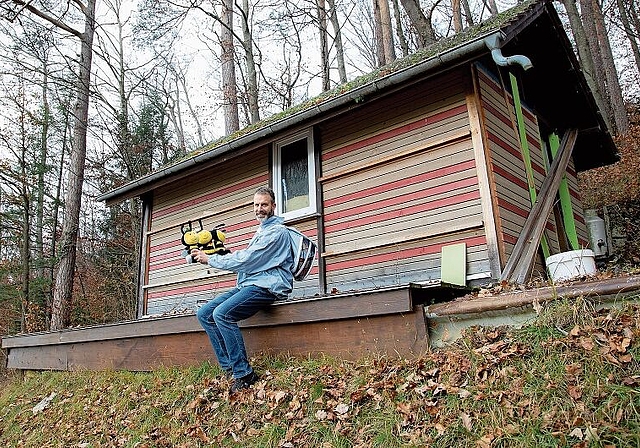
[2,304,638,447]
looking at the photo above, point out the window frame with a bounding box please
[272,128,317,221]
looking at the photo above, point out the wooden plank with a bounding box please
[323,215,483,256]
[320,70,467,151]
[1,314,203,348]
[500,129,579,284]
[5,305,430,370]
[242,307,429,359]
[322,112,470,175]
[323,148,477,210]
[239,287,412,327]
[6,333,215,371]
[466,75,502,279]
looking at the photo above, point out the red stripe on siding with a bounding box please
[325,190,480,234]
[569,187,581,202]
[497,197,529,218]
[322,104,468,162]
[488,132,522,161]
[326,235,487,272]
[478,70,503,96]
[527,133,541,150]
[147,280,237,300]
[497,198,556,232]
[153,173,269,219]
[150,239,180,253]
[493,165,528,190]
[324,159,476,208]
[149,241,251,267]
[488,133,546,178]
[150,251,182,264]
[503,233,518,244]
[326,177,479,223]
[482,100,512,128]
[149,258,186,271]
[522,107,536,122]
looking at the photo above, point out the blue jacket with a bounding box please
[206,215,294,298]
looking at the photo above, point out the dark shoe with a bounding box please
[230,371,259,394]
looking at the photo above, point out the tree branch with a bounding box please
[4,0,83,38]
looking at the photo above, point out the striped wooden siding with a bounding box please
[565,159,589,247]
[143,147,320,315]
[477,68,528,263]
[319,71,490,291]
[477,66,562,274]
[520,103,562,261]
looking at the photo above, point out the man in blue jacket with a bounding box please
[192,186,293,394]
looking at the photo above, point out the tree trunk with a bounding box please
[564,0,612,133]
[327,0,347,83]
[221,0,239,134]
[462,0,474,27]
[452,0,463,32]
[373,0,385,67]
[48,95,70,329]
[398,0,435,47]
[390,0,409,57]
[50,0,97,330]
[376,0,395,64]
[579,0,615,130]
[18,93,30,333]
[240,0,260,123]
[317,0,331,90]
[617,0,640,77]
[591,0,629,134]
[484,0,498,16]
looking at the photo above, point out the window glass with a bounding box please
[273,129,316,220]
[280,138,310,213]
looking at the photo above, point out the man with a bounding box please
[193,186,294,394]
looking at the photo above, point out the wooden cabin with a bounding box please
[2,0,619,371]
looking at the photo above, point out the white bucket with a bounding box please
[546,249,596,282]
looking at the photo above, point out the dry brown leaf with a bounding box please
[460,412,472,431]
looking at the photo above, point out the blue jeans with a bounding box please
[196,286,276,378]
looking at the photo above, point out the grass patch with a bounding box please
[1,302,638,447]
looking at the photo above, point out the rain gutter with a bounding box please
[98,30,504,206]
[484,33,533,70]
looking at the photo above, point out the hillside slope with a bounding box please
[1,300,638,448]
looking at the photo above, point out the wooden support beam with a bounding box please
[500,129,578,284]
[428,274,640,317]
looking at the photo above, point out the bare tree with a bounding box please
[317,0,331,90]
[221,0,240,133]
[2,0,99,330]
[239,0,260,123]
[390,0,409,57]
[398,0,436,48]
[563,0,612,132]
[616,0,640,78]
[578,0,628,135]
[327,0,348,83]
[378,0,396,64]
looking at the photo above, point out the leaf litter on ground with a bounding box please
[0,300,638,448]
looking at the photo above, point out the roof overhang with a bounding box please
[98,0,617,205]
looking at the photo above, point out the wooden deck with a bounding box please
[5,275,640,372]
[2,286,429,371]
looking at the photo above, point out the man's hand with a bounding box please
[191,249,209,265]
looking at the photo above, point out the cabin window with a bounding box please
[273,129,316,220]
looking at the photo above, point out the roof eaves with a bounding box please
[98,0,543,205]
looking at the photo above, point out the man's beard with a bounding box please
[256,210,274,223]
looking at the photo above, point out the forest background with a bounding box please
[0,0,639,369]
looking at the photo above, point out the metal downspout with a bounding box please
[484,33,533,70]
